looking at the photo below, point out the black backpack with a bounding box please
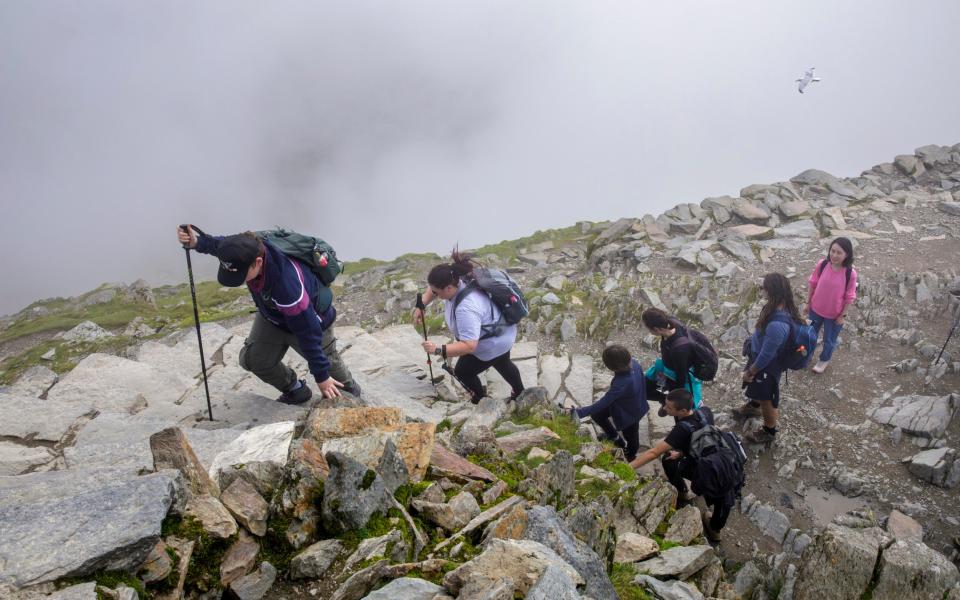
[674,327,719,382]
[257,228,343,286]
[452,268,529,339]
[682,411,747,498]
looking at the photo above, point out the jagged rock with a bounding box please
[221,530,260,586]
[291,538,344,580]
[443,538,583,597]
[732,199,772,222]
[345,530,406,571]
[524,563,581,599]
[774,219,818,238]
[209,421,294,488]
[518,450,575,506]
[137,540,173,584]
[452,424,500,457]
[819,206,847,229]
[595,218,637,244]
[330,559,389,600]
[376,438,410,495]
[413,491,481,532]
[518,506,617,600]
[635,545,715,580]
[185,494,238,539]
[614,532,659,563]
[0,442,54,475]
[625,478,678,535]
[561,498,617,562]
[0,468,181,588]
[793,525,889,600]
[60,320,113,343]
[725,224,773,240]
[779,200,811,218]
[497,426,561,455]
[228,561,276,600]
[221,478,268,536]
[872,540,959,599]
[429,444,496,482]
[885,509,923,542]
[541,292,562,305]
[734,560,764,598]
[457,575,514,600]
[150,427,220,498]
[869,394,957,439]
[665,504,703,545]
[907,447,960,488]
[635,574,704,600]
[361,577,442,600]
[690,559,723,597]
[322,452,391,535]
[744,499,791,542]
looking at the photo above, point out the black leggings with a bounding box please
[454,350,524,401]
[588,409,641,462]
[662,456,732,531]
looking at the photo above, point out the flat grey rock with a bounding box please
[870,394,957,439]
[0,442,54,476]
[635,545,715,580]
[0,393,93,443]
[0,470,180,587]
[362,577,442,600]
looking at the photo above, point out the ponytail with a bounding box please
[428,246,478,288]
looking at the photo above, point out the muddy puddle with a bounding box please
[802,487,868,526]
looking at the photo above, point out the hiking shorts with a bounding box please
[742,368,782,408]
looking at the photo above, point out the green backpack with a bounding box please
[257,228,344,286]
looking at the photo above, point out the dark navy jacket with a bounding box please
[196,234,336,383]
[575,359,649,429]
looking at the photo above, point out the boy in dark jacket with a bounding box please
[571,345,648,461]
[177,226,359,404]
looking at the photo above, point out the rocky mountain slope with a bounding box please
[1,143,960,599]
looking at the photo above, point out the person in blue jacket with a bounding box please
[736,272,802,444]
[177,226,359,404]
[570,345,648,461]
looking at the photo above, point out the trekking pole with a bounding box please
[180,225,214,421]
[935,313,959,365]
[415,293,438,390]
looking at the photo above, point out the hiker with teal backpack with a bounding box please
[805,237,858,374]
[413,248,527,404]
[640,308,718,417]
[176,226,360,404]
[736,273,812,444]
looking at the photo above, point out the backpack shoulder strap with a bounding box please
[817,258,829,277]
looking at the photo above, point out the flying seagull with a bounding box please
[796,67,821,94]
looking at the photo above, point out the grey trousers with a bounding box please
[239,313,356,392]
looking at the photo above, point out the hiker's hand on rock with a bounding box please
[177,225,197,249]
[412,307,424,326]
[318,376,344,398]
[422,340,437,354]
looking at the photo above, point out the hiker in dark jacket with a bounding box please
[629,389,730,541]
[177,226,359,404]
[735,272,801,444]
[641,308,703,415]
[570,345,648,461]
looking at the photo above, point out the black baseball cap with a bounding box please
[215,234,262,287]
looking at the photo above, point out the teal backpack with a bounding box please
[257,228,344,286]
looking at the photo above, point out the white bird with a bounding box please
[795,67,821,94]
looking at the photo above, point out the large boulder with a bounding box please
[321,452,391,535]
[0,468,181,588]
[443,538,583,597]
[793,525,888,600]
[907,447,960,488]
[872,540,959,599]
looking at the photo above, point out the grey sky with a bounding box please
[1,1,959,315]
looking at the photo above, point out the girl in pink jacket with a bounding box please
[805,237,858,373]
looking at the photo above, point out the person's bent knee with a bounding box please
[239,345,282,374]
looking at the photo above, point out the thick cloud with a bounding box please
[1,1,959,313]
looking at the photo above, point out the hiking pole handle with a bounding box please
[179,224,193,250]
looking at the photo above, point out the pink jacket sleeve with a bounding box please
[845,269,858,305]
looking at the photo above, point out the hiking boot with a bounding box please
[701,512,722,543]
[811,360,829,374]
[731,401,762,419]
[676,489,698,508]
[507,388,523,403]
[276,379,312,405]
[744,426,777,445]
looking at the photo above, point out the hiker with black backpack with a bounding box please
[176,226,360,404]
[804,237,858,374]
[640,308,718,416]
[568,345,648,461]
[413,248,526,404]
[736,272,805,444]
[628,389,744,542]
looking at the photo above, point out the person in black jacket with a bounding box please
[570,345,648,461]
[641,308,704,415]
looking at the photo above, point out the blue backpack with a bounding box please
[770,313,817,370]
